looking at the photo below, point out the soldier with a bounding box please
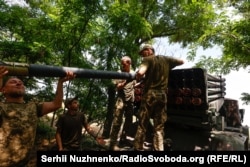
[134,44,184,151]
[109,56,136,151]
[225,99,241,127]
[55,97,104,151]
[0,66,75,166]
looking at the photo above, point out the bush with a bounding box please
[36,120,56,139]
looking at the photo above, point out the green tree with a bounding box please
[1,0,238,138]
[186,0,250,104]
[100,0,221,137]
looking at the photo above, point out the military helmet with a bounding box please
[139,44,155,55]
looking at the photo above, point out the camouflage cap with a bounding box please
[139,44,155,55]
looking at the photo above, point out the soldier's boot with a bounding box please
[109,140,121,151]
[118,133,126,147]
[119,138,133,148]
[110,145,121,151]
[109,139,121,151]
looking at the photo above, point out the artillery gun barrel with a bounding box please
[208,90,226,96]
[208,96,224,103]
[207,74,225,82]
[207,81,226,89]
[0,61,135,80]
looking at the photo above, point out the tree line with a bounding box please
[0,0,249,136]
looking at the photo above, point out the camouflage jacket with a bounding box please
[0,102,43,167]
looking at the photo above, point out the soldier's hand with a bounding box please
[58,148,65,151]
[96,137,106,146]
[59,71,76,82]
[0,66,8,78]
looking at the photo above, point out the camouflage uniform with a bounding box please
[0,102,43,167]
[109,77,135,148]
[134,55,182,151]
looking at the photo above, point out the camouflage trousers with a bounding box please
[134,90,167,151]
[110,96,134,147]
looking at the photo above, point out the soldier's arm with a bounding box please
[0,66,8,89]
[41,71,75,115]
[84,124,96,138]
[136,64,147,81]
[176,59,184,66]
[55,128,64,151]
[84,124,106,145]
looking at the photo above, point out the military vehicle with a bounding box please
[1,61,248,150]
[134,67,249,151]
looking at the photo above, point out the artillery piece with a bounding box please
[134,68,249,151]
[0,61,135,80]
[2,61,248,151]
